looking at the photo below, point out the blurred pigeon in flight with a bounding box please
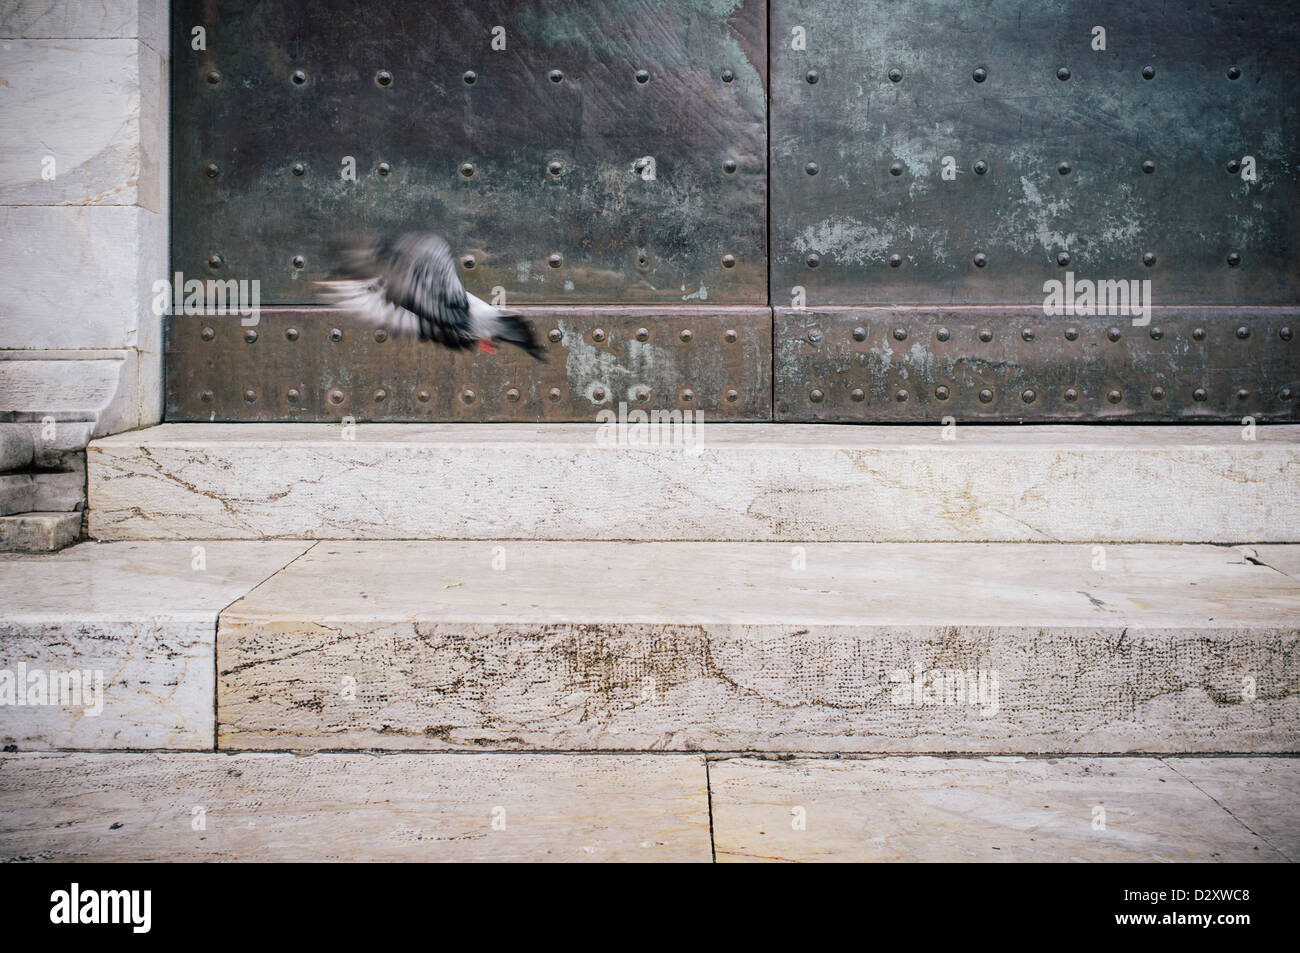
[317,233,544,359]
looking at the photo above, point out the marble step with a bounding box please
[0,752,1293,862]
[88,423,1300,543]
[216,540,1300,753]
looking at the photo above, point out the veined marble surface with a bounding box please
[1,540,310,748]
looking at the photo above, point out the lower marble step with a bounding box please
[217,540,1300,753]
[0,753,1293,862]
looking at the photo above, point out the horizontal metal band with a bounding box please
[775,307,1299,421]
[166,307,772,422]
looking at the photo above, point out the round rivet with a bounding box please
[853,327,867,342]
[805,70,819,84]
[1151,386,1165,400]
[889,161,904,176]
[893,327,907,341]
[592,386,607,402]
[725,329,738,343]
[895,388,908,402]
[1237,388,1250,400]
[374,388,388,403]
[1227,159,1241,174]
[461,389,476,404]
[1149,327,1163,340]
[506,388,520,403]
[1107,390,1122,404]
[1279,326,1292,341]
[292,162,305,176]
[373,329,388,343]
[1064,388,1079,402]
[1227,66,1241,80]
[721,69,734,83]
[548,388,562,402]
[1058,161,1071,175]
[285,328,299,341]
[810,389,824,403]
[1021,328,1034,341]
[1057,251,1071,266]
[681,389,695,403]
[204,162,220,178]
[935,385,950,400]
[978,388,993,403]
[1107,327,1121,342]
[1236,326,1250,339]
[1193,388,1208,401]
[328,389,345,405]
[973,252,987,267]
[1057,67,1070,81]
[1143,252,1156,267]
[463,70,477,85]
[723,159,737,174]
[208,253,223,269]
[592,328,606,342]
[722,254,736,268]
[851,388,865,402]
[973,67,987,83]
[978,328,993,343]
[726,389,739,402]
[244,329,258,344]
[1142,159,1155,174]
[635,69,650,84]
[375,70,393,88]
[974,160,988,175]
[417,390,431,403]
[459,162,474,178]
[936,328,950,342]
[548,253,563,268]
[461,255,475,269]
[1227,252,1241,267]
[290,69,306,85]
[292,255,305,269]
[200,326,215,341]
[806,253,820,268]
[1021,388,1037,403]
[635,388,649,402]
[807,330,822,344]
[888,68,902,83]
[1281,387,1294,400]
[1065,327,1079,341]
[680,329,693,343]
[548,329,562,343]
[889,254,902,268]
[200,389,214,402]
[1142,66,1155,80]
[548,161,563,176]
[206,70,222,85]
[1193,327,1206,340]
[636,253,649,269]
[635,327,649,342]
[805,162,819,175]
[549,70,563,83]
[377,162,391,176]
[287,389,300,404]
[329,328,343,342]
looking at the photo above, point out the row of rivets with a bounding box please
[207,68,664,88]
[204,155,748,179]
[200,386,741,406]
[807,386,1293,404]
[801,65,1243,85]
[830,325,1294,343]
[805,251,1245,269]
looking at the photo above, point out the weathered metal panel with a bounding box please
[775,307,1298,421]
[172,0,767,305]
[770,0,1300,306]
[167,307,772,422]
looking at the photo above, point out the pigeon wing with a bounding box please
[318,233,476,348]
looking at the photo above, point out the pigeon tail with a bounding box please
[490,313,546,361]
